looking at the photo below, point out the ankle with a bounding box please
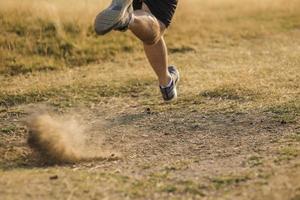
[159,75,172,88]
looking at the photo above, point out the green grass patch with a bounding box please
[266,100,300,124]
[275,146,300,164]
[279,147,299,158]
[199,86,259,102]
[178,180,206,196]
[160,185,178,193]
[247,156,263,168]
[163,160,190,172]
[289,132,300,142]
[211,175,250,189]
[1,124,17,134]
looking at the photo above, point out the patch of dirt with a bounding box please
[0,100,299,199]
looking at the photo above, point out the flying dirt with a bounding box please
[26,111,108,164]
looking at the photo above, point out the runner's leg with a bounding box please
[129,4,171,87]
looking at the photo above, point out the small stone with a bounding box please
[146,107,151,114]
[49,175,58,180]
[280,120,287,124]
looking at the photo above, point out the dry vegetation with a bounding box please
[0,0,300,199]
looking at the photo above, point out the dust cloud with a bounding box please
[26,110,112,164]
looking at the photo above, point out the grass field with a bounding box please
[1,0,300,199]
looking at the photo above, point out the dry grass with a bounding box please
[0,0,300,199]
[0,0,136,74]
[0,0,299,105]
[1,0,300,75]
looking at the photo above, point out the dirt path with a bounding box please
[0,96,299,199]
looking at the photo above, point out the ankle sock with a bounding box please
[160,78,173,88]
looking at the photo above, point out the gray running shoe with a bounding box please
[94,0,133,35]
[160,66,180,102]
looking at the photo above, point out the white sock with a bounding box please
[160,78,173,88]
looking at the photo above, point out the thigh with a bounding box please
[143,0,178,28]
[141,3,166,32]
[133,1,167,34]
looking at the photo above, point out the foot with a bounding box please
[160,66,180,102]
[94,0,133,35]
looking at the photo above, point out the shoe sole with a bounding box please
[94,0,133,35]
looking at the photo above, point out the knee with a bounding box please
[142,33,161,45]
[132,19,161,45]
[142,25,164,45]
[142,22,166,45]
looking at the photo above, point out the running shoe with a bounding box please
[94,0,133,35]
[160,66,180,101]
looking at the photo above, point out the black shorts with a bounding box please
[133,0,178,28]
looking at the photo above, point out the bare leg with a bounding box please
[128,6,171,87]
[143,38,170,86]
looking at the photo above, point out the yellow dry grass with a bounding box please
[0,0,300,199]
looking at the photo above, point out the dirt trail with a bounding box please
[0,96,299,199]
